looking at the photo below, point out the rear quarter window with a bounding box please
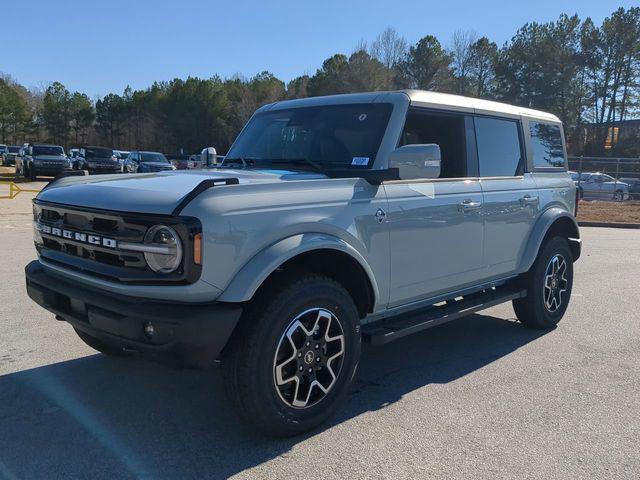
[529,121,565,168]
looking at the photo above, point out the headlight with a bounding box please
[143,225,182,274]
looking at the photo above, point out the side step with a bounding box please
[362,286,526,345]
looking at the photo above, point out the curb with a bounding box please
[578,221,640,229]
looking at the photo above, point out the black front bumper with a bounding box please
[25,261,242,368]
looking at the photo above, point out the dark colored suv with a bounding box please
[79,146,120,174]
[16,144,72,180]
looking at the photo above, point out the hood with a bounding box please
[36,168,326,215]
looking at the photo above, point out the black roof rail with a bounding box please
[172,177,240,216]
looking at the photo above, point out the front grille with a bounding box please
[38,161,65,167]
[35,204,147,273]
[33,202,201,284]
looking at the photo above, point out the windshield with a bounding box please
[8,146,20,153]
[140,152,169,163]
[84,147,113,158]
[225,103,393,170]
[0,145,6,152]
[33,146,64,156]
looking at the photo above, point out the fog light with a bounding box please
[143,322,155,339]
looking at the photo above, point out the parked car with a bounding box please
[0,144,7,165]
[124,151,176,173]
[16,144,72,180]
[114,150,130,173]
[167,154,191,170]
[569,171,629,201]
[25,90,580,436]
[68,148,81,169]
[1,145,20,166]
[78,146,121,174]
[618,177,640,200]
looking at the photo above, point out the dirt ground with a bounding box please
[577,200,640,224]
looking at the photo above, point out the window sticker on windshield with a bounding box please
[358,114,367,121]
[352,157,369,166]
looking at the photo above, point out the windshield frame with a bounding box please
[83,147,114,159]
[224,103,393,172]
[32,145,65,156]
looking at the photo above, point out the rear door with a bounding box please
[385,109,484,307]
[474,116,539,278]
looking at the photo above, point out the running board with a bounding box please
[362,286,526,345]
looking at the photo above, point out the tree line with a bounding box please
[0,6,638,157]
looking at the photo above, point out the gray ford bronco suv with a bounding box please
[25,90,580,436]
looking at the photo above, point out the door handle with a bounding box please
[520,195,539,207]
[458,199,482,213]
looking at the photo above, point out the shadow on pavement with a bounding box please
[0,313,547,479]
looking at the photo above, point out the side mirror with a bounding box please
[388,144,441,180]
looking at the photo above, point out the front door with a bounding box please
[385,179,484,307]
[385,108,484,308]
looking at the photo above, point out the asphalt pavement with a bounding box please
[0,187,638,479]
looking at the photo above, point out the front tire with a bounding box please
[222,274,361,437]
[613,190,625,202]
[513,236,574,329]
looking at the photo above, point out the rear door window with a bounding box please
[475,117,523,177]
[529,121,565,168]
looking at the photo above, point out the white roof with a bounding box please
[268,89,560,123]
[402,90,560,122]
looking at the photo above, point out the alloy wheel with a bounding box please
[273,308,345,409]
[543,254,568,312]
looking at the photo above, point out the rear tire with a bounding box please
[222,274,361,437]
[513,236,574,329]
[74,328,130,357]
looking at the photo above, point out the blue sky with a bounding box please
[3,0,635,98]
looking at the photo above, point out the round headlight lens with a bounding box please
[143,225,182,274]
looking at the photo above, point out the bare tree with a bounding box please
[450,30,478,95]
[370,27,408,69]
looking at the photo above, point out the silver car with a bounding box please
[570,171,629,201]
[25,90,580,436]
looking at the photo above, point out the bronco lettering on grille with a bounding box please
[37,222,118,249]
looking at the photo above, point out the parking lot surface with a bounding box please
[1,188,639,479]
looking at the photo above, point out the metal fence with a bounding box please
[568,156,640,179]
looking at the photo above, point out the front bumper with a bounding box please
[25,260,242,367]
